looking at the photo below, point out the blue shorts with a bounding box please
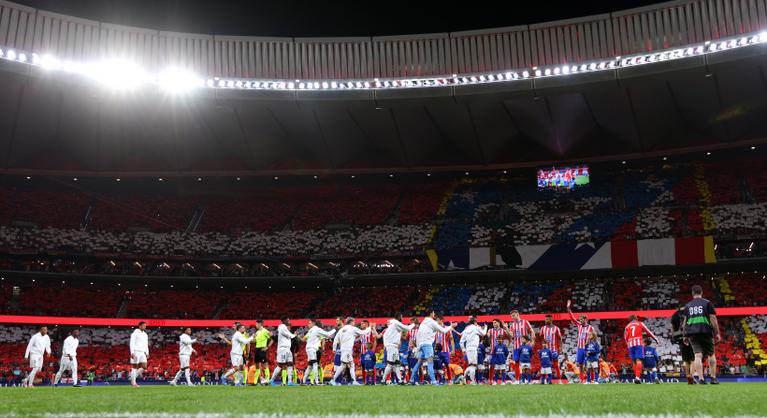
[513,349,520,363]
[628,346,644,361]
[576,348,586,365]
[408,357,418,369]
[438,352,450,366]
[417,344,434,360]
[333,353,341,366]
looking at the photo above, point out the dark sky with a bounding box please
[13,0,666,38]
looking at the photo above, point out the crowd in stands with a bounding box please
[2,272,765,319]
[2,159,767,266]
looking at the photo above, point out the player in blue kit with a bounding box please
[642,337,660,384]
[538,340,554,384]
[517,335,534,384]
[433,344,445,384]
[476,339,487,384]
[361,343,376,385]
[491,341,509,385]
[584,332,601,384]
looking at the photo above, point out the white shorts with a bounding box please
[306,348,318,362]
[477,364,486,371]
[520,362,531,370]
[494,364,507,371]
[385,346,399,363]
[130,352,147,365]
[339,350,353,364]
[230,353,243,367]
[465,349,478,365]
[587,361,598,369]
[540,367,552,374]
[59,356,77,373]
[179,354,191,369]
[276,348,293,364]
[28,354,43,369]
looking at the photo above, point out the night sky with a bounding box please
[13,0,666,37]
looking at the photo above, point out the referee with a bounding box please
[682,285,721,385]
[252,320,272,385]
[670,306,694,384]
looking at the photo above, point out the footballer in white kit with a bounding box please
[129,322,150,387]
[330,317,373,386]
[303,318,336,385]
[271,317,298,386]
[459,316,488,384]
[218,324,255,386]
[381,313,415,384]
[53,329,81,387]
[170,327,197,386]
[23,325,51,387]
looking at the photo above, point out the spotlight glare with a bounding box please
[7,50,16,61]
[40,54,62,70]
[86,60,149,90]
[157,67,202,93]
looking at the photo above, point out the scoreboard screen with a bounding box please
[537,165,590,189]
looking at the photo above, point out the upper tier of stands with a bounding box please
[1,157,767,261]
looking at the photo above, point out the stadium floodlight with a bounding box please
[298,82,305,89]
[86,60,149,90]
[6,50,16,61]
[313,82,320,89]
[562,66,570,74]
[331,81,338,88]
[553,67,561,75]
[157,67,202,93]
[287,82,295,89]
[760,32,767,42]
[321,81,329,89]
[17,53,26,63]
[40,54,62,70]
[534,69,542,76]
[522,71,529,78]
[544,69,551,76]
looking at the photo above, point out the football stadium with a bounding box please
[1,0,767,416]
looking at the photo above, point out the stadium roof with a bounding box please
[0,0,765,176]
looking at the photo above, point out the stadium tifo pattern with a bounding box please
[1,158,767,267]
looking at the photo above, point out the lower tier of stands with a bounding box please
[1,314,765,384]
[2,273,766,319]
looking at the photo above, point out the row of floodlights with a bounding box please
[0,32,765,93]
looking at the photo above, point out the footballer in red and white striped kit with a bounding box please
[624,314,658,383]
[540,314,563,382]
[505,310,535,381]
[407,317,419,347]
[486,319,507,384]
[567,300,596,382]
[435,329,453,382]
[358,320,378,350]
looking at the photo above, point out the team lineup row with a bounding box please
[19,287,721,387]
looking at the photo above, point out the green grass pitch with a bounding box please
[0,384,766,417]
